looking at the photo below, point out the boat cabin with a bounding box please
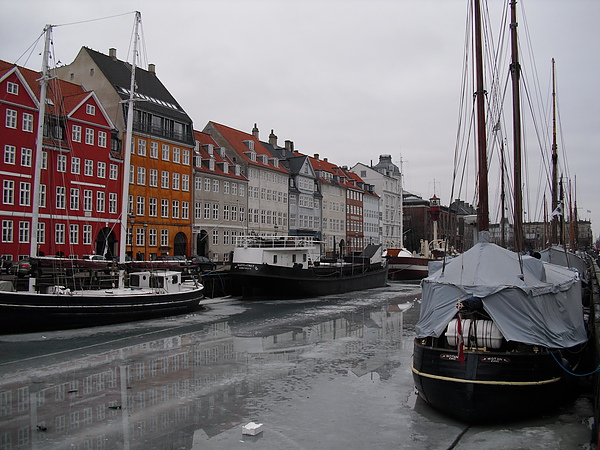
[233,235,322,269]
[129,270,182,292]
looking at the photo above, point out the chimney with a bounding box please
[252,123,259,139]
[148,63,156,74]
[269,129,278,147]
[324,157,328,162]
[314,154,319,160]
[285,140,294,152]
[109,48,117,61]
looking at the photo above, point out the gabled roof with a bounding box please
[193,130,247,181]
[82,47,191,123]
[206,122,289,174]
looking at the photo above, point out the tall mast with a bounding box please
[474,0,489,232]
[510,0,523,252]
[550,58,559,245]
[118,11,141,265]
[29,24,53,292]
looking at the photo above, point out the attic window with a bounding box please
[86,104,96,115]
[7,82,18,95]
[90,68,94,76]
[243,140,254,151]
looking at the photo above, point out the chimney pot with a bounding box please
[109,48,117,60]
[314,154,319,160]
[252,123,259,138]
[148,63,156,74]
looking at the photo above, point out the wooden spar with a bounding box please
[510,0,523,252]
[551,57,559,245]
[474,0,489,232]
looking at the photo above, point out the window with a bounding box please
[84,159,93,176]
[19,182,30,206]
[37,222,45,244]
[137,167,146,185]
[4,145,16,164]
[22,113,33,132]
[149,169,158,187]
[204,178,211,191]
[161,199,169,218]
[171,200,179,218]
[162,144,170,161]
[172,173,180,190]
[69,224,79,244]
[83,190,92,211]
[5,109,17,128]
[182,149,190,165]
[55,223,65,245]
[149,198,157,217]
[85,128,94,145]
[232,183,237,196]
[2,220,13,243]
[98,131,107,148]
[97,191,105,212]
[97,161,106,178]
[160,229,169,247]
[86,104,96,115]
[224,181,230,194]
[212,230,218,245]
[173,147,180,163]
[56,186,66,209]
[72,125,82,142]
[19,221,30,244]
[136,228,145,246]
[20,148,32,167]
[39,184,46,208]
[161,171,169,189]
[223,204,229,221]
[182,174,189,191]
[7,81,18,95]
[195,176,202,191]
[213,180,219,192]
[136,196,145,216]
[137,139,147,156]
[223,230,229,246]
[150,142,158,158]
[149,228,157,246]
[109,164,118,180]
[83,225,92,245]
[71,157,81,174]
[212,204,219,220]
[204,203,210,220]
[109,192,117,214]
[57,154,67,172]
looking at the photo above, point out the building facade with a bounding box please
[1,61,121,262]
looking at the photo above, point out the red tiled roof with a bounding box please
[208,122,288,174]
[193,130,247,181]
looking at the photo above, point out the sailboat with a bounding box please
[411,0,587,423]
[0,14,203,333]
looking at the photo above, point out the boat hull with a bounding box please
[0,287,204,333]
[387,257,429,281]
[229,263,389,300]
[411,339,573,423]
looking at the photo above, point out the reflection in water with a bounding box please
[0,296,415,449]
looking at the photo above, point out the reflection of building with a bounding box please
[0,302,411,447]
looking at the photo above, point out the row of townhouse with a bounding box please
[1,46,405,264]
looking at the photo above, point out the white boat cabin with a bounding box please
[233,236,322,269]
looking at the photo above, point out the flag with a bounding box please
[550,203,563,218]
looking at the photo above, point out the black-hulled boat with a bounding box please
[411,0,587,423]
[229,235,388,299]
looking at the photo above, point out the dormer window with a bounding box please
[209,159,215,171]
[202,144,214,155]
[244,151,257,162]
[243,140,255,151]
[270,158,279,168]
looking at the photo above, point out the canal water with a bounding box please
[0,281,594,449]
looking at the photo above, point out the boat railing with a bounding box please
[234,235,317,249]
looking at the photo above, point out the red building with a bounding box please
[0,61,121,262]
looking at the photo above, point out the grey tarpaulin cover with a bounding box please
[539,245,588,284]
[416,234,587,348]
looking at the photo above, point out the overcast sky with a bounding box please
[3,0,599,241]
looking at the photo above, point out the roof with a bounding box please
[206,122,289,174]
[193,130,247,181]
[82,47,191,123]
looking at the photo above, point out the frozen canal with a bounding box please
[0,281,594,449]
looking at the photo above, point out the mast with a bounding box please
[550,58,559,245]
[29,24,53,292]
[510,0,523,252]
[118,11,141,266]
[474,0,489,232]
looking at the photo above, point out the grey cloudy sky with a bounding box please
[3,0,599,240]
